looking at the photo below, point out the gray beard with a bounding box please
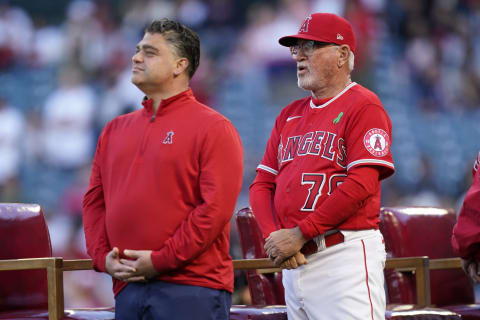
[297,76,315,91]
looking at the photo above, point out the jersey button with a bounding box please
[286,188,290,192]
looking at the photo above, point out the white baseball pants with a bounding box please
[282,229,386,320]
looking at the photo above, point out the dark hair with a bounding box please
[145,19,200,79]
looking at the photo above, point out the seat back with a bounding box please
[380,207,474,306]
[235,208,285,305]
[0,203,52,311]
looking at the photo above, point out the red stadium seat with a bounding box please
[0,203,114,320]
[233,207,287,319]
[0,203,463,320]
[235,207,286,306]
[380,206,480,320]
[236,207,461,320]
[0,203,51,313]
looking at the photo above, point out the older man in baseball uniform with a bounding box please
[250,13,395,320]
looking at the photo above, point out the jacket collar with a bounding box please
[142,88,194,114]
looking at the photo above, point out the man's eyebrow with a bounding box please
[136,44,159,52]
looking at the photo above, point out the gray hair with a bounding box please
[348,52,355,72]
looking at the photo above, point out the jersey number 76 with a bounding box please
[301,173,347,211]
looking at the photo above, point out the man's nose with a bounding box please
[132,51,142,63]
[293,51,307,62]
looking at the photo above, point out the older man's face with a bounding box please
[292,40,340,92]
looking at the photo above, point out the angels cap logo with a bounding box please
[336,33,344,40]
[299,15,312,33]
[363,128,389,157]
[163,130,174,144]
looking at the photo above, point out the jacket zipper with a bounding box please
[140,109,159,155]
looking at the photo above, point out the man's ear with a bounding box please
[174,58,189,76]
[337,45,350,68]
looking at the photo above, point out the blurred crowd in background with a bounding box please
[1,0,479,308]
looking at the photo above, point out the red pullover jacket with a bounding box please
[82,89,243,295]
[452,152,480,260]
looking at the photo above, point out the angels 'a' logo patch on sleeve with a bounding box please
[363,128,390,157]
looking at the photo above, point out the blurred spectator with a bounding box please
[177,0,209,28]
[232,1,305,70]
[42,66,95,170]
[33,21,66,67]
[122,0,175,31]
[22,108,44,165]
[345,0,382,75]
[97,66,144,127]
[311,0,346,16]
[0,2,34,68]
[0,97,23,201]
[65,0,112,73]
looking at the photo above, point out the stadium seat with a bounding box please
[380,206,480,320]
[236,207,461,320]
[235,207,285,306]
[233,207,287,319]
[0,203,114,320]
[0,203,462,320]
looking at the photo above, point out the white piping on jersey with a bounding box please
[257,164,278,175]
[346,159,395,171]
[310,82,357,109]
[286,116,302,122]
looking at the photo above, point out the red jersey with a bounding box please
[82,89,243,295]
[452,151,480,260]
[252,82,394,238]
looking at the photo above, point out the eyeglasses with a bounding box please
[289,40,336,56]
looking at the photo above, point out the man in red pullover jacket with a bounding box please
[452,151,480,282]
[82,18,243,320]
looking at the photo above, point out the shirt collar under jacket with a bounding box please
[142,88,194,115]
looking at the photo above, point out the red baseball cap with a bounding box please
[279,13,356,54]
